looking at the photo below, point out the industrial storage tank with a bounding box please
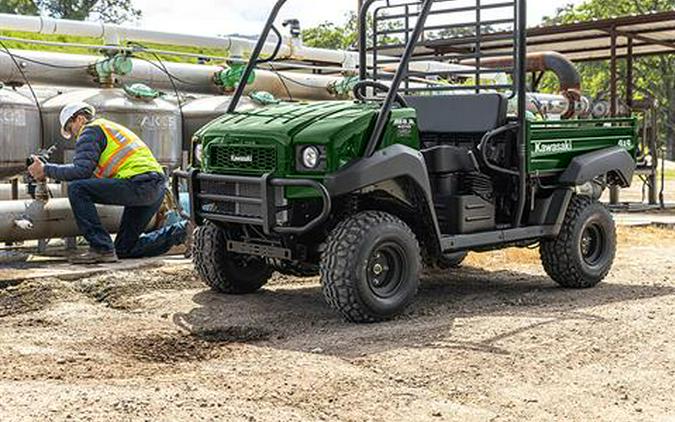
[41,84,182,170]
[0,84,42,179]
[182,95,258,151]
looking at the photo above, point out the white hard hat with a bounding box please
[59,102,96,139]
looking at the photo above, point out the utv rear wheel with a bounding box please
[194,223,273,294]
[321,211,421,323]
[540,196,616,288]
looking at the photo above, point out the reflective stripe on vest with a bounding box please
[85,118,163,179]
[96,124,144,178]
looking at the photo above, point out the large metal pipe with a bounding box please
[527,93,592,119]
[0,13,477,76]
[0,49,346,99]
[0,183,64,200]
[0,49,219,94]
[0,198,124,242]
[472,52,582,119]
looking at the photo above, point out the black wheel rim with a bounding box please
[366,242,406,299]
[580,222,606,266]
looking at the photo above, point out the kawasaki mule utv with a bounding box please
[175,0,637,322]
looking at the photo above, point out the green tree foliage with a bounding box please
[542,0,675,158]
[302,11,401,51]
[38,0,141,23]
[0,0,141,23]
[0,0,37,14]
[302,12,360,50]
[302,14,358,50]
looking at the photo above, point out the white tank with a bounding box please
[41,85,182,170]
[0,85,41,179]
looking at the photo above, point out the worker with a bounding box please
[27,102,190,264]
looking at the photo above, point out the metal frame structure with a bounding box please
[230,0,529,225]
[357,0,527,226]
[419,11,675,207]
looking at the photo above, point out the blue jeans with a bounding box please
[67,173,187,259]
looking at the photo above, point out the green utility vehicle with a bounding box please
[175,0,638,322]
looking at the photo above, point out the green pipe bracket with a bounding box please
[328,75,360,99]
[249,90,280,106]
[214,63,256,92]
[123,83,161,100]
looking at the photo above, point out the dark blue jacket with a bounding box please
[44,126,108,182]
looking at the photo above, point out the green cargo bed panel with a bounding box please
[526,118,638,174]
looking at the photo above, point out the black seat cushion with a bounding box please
[404,93,508,134]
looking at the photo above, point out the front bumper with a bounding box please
[173,169,332,235]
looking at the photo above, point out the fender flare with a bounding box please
[323,144,442,243]
[558,146,635,187]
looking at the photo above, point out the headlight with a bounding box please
[191,136,202,166]
[302,146,320,169]
[296,145,326,172]
[194,144,203,164]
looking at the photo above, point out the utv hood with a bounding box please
[197,101,379,147]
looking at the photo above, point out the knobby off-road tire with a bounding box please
[194,223,273,294]
[321,211,421,323]
[540,196,616,288]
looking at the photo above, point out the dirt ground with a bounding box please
[0,226,673,421]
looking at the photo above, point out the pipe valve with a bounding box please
[94,53,133,86]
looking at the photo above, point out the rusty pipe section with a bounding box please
[476,52,582,119]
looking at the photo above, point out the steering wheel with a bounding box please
[352,80,408,108]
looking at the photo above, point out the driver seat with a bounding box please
[405,94,508,174]
[404,93,508,142]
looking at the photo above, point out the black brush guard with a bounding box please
[173,169,332,235]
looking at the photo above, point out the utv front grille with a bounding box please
[208,144,277,174]
[172,170,332,235]
[200,179,265,218]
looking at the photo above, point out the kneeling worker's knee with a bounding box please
[67,180,86,200]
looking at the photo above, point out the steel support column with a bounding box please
[650,108,659,205]
[609,29,620,205]
[626,38,633,108]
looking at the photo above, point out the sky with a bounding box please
[132,0,586,38]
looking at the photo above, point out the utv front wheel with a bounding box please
[194,223,273,294]
[540,196,616,288]
[321,211,421,323]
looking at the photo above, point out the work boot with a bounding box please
[69,249,119,265]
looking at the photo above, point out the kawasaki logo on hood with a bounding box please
[230,154,253,163]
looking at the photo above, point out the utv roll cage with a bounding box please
[227,0,528,227]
